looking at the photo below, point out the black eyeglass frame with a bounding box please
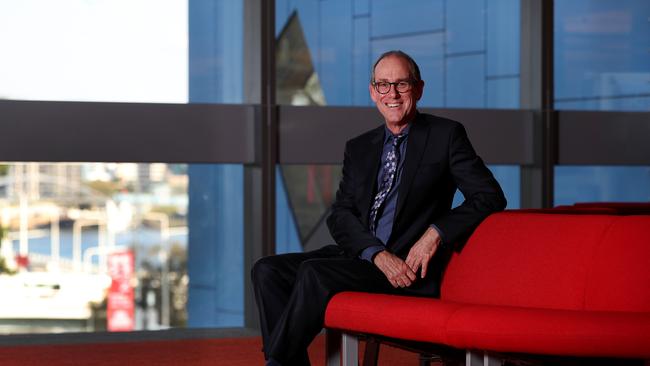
[371,80,416,94]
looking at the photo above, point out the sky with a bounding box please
[0,0,188,103]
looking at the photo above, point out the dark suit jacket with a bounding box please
[326,112,506,294]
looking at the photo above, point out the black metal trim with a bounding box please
[541,0,556,208]
[261,0,277,258]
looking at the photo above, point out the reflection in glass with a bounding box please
[555,166,650,205]
[275,1,521,108]
[279,165,341,245]
[555,0,650,111]
[276,12,325,106]
[0,162,188,334]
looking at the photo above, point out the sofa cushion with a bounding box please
[325,292,462,344]
[585,215,650,312]
[445,304,650,358]
[441,213,618,310]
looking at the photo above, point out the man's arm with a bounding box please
[327,141,385,257]
[406,122,506,276]
[432,122,507,247]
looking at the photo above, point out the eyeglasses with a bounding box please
[372,80,413,94]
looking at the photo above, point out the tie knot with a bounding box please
[391,134,405,147]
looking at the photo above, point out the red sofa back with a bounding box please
[441,212,650,312]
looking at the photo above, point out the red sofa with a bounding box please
[324,212,650,365]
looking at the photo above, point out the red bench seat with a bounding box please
[324,212,650,361]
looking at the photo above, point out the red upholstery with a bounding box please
[325,293,462,344]
[585,216,650,312]
[324,213,650,359]
[446,305,650,358]
[441,213,617,310]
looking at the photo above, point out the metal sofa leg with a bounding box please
[342,332,359,366]
[325,329,359,366]
[466,351,501,366]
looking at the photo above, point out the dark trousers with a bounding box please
[251,245,399,366]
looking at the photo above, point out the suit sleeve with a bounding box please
[327,141,385,257]
[431,123,507,247]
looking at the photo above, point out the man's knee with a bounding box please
[296,259,329,283]
[251,256,280,286]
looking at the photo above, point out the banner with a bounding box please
[107,250,135,332]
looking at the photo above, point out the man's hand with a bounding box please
[405,227,441,279]
[373,250,417,288]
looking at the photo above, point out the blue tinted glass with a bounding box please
[187,2,245,328]
[446,54,485,107]
[371,0,443,38]
[555,166,650,205]
[277,0,521,108]
[555,0,650,111]
[452,165,521,209]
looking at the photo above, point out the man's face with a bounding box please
[369,55,424,128]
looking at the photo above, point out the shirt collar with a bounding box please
[383,124,411,145]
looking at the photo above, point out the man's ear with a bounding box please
[414,80,425,101]
[369,83,378,103]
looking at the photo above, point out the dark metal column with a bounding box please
[520,0,556,208]
[541,0,557,208]
[261,0,277,258]
[242,0,276,330]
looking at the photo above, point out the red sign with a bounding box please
[107,250,135,332]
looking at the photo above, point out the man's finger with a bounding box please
[420,258,429,278]
[404,256,411,268]
[406,267,417,281]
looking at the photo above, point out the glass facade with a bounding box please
[0,1,188,104]
[276,0,521,109]
[554,0,650,205]
[0,162,187,333]
[0,0,646,340]
[554,0,650,111]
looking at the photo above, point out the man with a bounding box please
[252,50,506,366]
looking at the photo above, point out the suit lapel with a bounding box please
[395,114,429,220]
[359,126,385,222]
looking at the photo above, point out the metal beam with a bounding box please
[0,100,258,163]
[559,111,650,165]
[279,106,535,165]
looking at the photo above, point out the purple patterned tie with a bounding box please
[369,134,405,233]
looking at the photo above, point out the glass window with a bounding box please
[0,1,248,105]
[555,166,650,205]
[554,1,650,208]
[276,165,341,255]
[276,0,521,109]
[0,162,188,334]
[0,1,188,104]
[555,0,650,111]
[451,165,521,209]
